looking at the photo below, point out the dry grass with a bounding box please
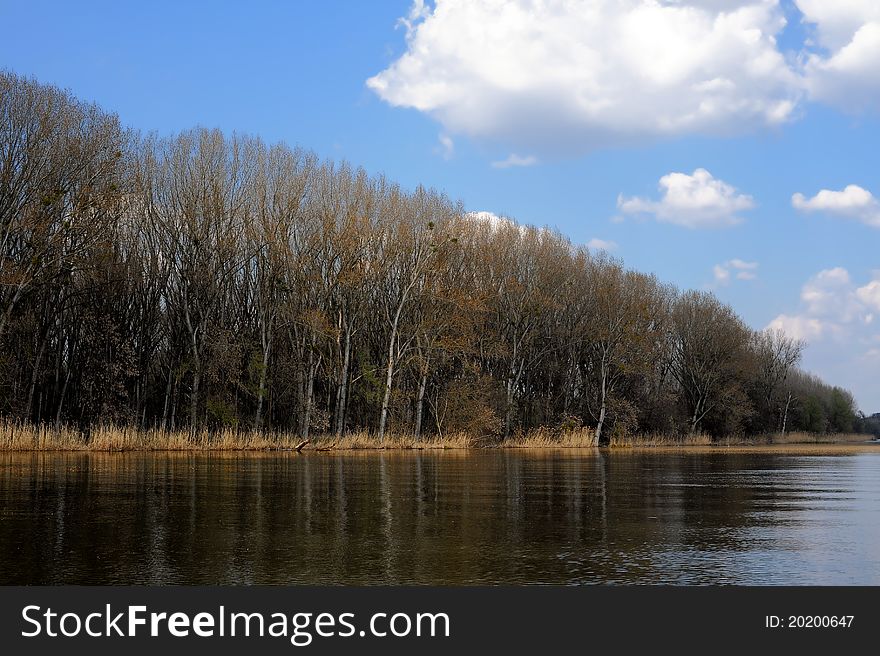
[608,432,713,447]
[752,431,873,445]
[0,422,304,451]
[0,421,873,452]
[612,431,874,447]
[502,426,598,448]
[0,421,487,452]
[308,430,474,451]
[0,421,597,452]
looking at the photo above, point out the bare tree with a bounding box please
[148,129,253,429]
[670,291,752,435]
[0,71,124,340]
[585,262,666,444]
[0,73,860,441]
[752,328,804,434]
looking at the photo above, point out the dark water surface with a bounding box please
[1,447,879,585]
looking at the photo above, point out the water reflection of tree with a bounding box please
[0,451,841,584]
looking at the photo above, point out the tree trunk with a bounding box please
[378,343,395,441]
[161,358,174,430]
[302,367,315,440]
[24,327,50,420]
[503,357,524,439]
[300,330,323,440]
[0,282,25,342]
[333,323,351,436]
[594,363,608,445]
[294,355,304,431]
[415,366,428,438]
[185,304,201,431]
[301,337,315,439]
[781,392,792,435]
[690,403,702,435]
[378,300,406,442]
[255,330,271,429]
[170,374,178,431]
[595,402,607,446]
[190,356,201,431]
[54,365,71,429]
[504,379,515,438]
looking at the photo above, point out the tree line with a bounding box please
[0,71,866,443]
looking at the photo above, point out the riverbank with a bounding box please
[0,422,873,452]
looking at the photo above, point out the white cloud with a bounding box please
[767,314,826,341]
[465,210,510,228]
[368,1,801,153]
[586,238,618,252]
[436,133,455,159]
[491,153,538,169]
[800,267,861,319]
[464,210,530,235]
[768,267,877,342]
[856,276,880,312]
[795,1,880,51]
[370,2,880,156]
[769,266,880,410]
[397,0,432,34]
[618,168,755,228]
[730,259,759,280]
[791,184,880,227]
[796,2,880,112]
[713,264,731,285]
[714,258,759,285]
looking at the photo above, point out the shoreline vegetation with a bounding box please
[0,423,874,452]
[2,71,877,450]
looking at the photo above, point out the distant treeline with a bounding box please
[0,71,868,443]
[860,414,880,438]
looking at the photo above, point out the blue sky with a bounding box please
[1,0,878,411]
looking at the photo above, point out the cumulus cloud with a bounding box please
[766,314,826,341]
[767,267,879,342]
[767,267,880,408]
[491,153,538,169]
[796,1,880,112]
[368,0,801,153]
[586,238,618,252]
[369,2,880,155]
[795,1,880,51]
[397,0,432,33]
[791,184,880,227]
[799,266,868,322]
[856,276,880,312]
[618,169,755,228]
[714,258,759,285]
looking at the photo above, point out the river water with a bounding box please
[1,447,879,584]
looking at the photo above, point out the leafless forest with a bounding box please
[0,71,868,445]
